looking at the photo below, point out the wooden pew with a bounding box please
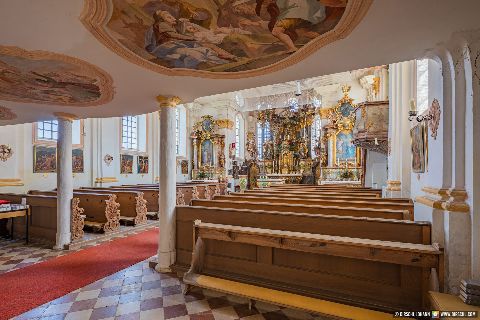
[213,195,415,219]
[0,193,86,243]
[229,192,411,203]
[191,199,412,220]
[254,187,382,195]
[175,209,442,312]
[244,190,382,198]
[28,190,120,233]
[83,187,158,213]
[78,188,147,225]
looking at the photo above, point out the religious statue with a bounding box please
[247,160,259,189]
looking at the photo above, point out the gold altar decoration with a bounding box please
[246,131,257,160]
[256,103,317,176]
[319,85,362,183]
[191,115,226,180]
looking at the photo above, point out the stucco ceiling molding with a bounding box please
[0,106,17,120]
[0,46,114,107]
[80,0,372,79]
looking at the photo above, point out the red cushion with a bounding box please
[0,200,11,204]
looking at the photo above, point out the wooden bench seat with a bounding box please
[191,199,412,220]
[83,187,158,214]
[28,190,120,233]
[0,193,86,243]
[255,187,382,195]
[184,275,399,320]
[244,190,382,198]
[182,221,443,312]
[78,189,147,225]
[215,195,414,217]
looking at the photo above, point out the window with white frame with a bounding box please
[176,109,180,155]
[235,114,243,158]
[175,105,187,157]
[256,122,270,160]
[416,59,429,114]
[35,120,82,145]
[311,115,321,153]
[122,116,138,150]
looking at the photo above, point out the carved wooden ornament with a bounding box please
[428,99,441,140]
[192,186,199,200]
[104,194,120,233]
[134,192,148,225]
[71,197,85,241]
[176,189,185,206]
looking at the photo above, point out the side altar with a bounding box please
[191,116,226,181]
[318,85,364,184]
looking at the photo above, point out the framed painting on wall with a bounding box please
[120,154,134,174]
[138,156,149,174]
[33,145,57,173]
[72,148,84,173]
[410,123,428,173]
[181,160,188,174]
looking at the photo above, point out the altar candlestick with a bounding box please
[410,99,417,112]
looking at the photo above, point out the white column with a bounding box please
[156,96,180,272]
[386,61,415,197]
[54,113,75,250]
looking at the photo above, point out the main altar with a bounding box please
[253,85,364,185]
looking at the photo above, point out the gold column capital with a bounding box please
[156,95,181,108]
[54,112,78,122]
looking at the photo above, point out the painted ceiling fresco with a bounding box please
[82,0,371,78]
[0,46,114,106]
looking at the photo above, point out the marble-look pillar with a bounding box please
[155,95,181,273]
[386,61,415,197]
[54,112,76,250]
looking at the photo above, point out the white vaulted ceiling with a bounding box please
[1,0,480,125]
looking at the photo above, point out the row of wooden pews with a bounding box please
[174,184,443,318]
[0,181,228,245]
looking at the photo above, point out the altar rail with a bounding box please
[320,167,362,182]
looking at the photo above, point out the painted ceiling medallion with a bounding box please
[0,106,17,120]
[81,0,372,79]
[0,46,114,107]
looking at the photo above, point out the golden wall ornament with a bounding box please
[71,197,85,241]
[0,106,17,120]
[103,194,121,233]
[214,119,234,130]
[428,98,441,140]
[0,145,13,162]
[134,192,148,225]
[157,95,181,107]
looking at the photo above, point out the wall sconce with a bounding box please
[408,100,432,122]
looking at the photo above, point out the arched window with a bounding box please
[256,122,271,160]
[235,114,244,158]
[34,120,83,146]
[416,59,429,114]
[311,115,321,153]
[121,115,147,152]
[175,105,187,157]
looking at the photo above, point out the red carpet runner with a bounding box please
[0,228,158,320]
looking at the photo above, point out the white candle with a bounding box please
[410,99,417,112]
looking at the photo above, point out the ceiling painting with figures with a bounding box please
[82,0,371,77]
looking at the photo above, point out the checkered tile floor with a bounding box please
[13,259,338,320]
[0,224,158,275]
[0,238,66,274]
